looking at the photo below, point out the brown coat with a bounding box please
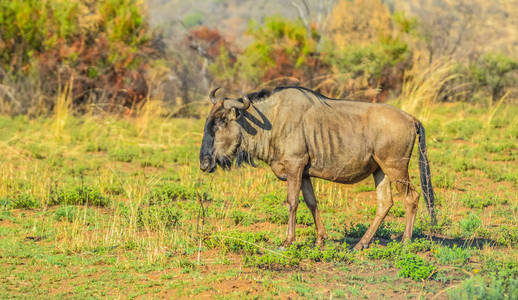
[200,87,435,249]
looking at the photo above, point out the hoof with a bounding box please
[315,237,326,247]
[353,242,369,251]
[315,234,327,247]
[282,239,294,248]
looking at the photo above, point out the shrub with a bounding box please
[0,0,160,114]
[54,206,95,224]
[108,145,140,162]
[496,226,518,247]
[50,186,109,207]
[459,213,482,238]
[207,231,270,255]
[461,193,494,209]
[449,276,518,300]
[365,241,403,259]
[210,15,326,90]
[243,242,352,269]
[230,210,258,226]
[445,119,483,140]
[395,252,436,280]
[367,240,436,281]
[434,245,471,265]
[137,205,182,229]
[469,53,518,100]
[146,184,199,205]
[2,194,39,209]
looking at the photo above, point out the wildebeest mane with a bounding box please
[215,148,256,170]
[273,86,343,101]
[235,149,256,167]
[242,89,272,103]
[238,86,343,105]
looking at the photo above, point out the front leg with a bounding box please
[283,164,304,247]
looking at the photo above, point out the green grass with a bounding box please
[0,102,517,298]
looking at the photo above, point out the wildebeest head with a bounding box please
[199,87,251,173]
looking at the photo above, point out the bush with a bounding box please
[146,184,200,205]
[50,186,109,207]
[54,206,95,223]
[137,205,182,229]
[496,226,518,247]
[1,194,39,209]
[459,213,482,238]
[395,252,436,280]
[434,245,471,265]
[210,15,326,90]
[207,231,270,255]
[108,145,140,162]
[0,0,160,114]
[366,240,436,281]
[445,119,483,140]
[469,53,518,100]
[449,276,518,300]
[243,242,352,269]
[230,210,259,226]
[461,193,493,209]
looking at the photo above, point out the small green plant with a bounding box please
[389,204,405,217]
[459,213,482,238]
[367,240,436,281]
[230,210,258,226]
[108,145,140,162]
[244,242,351,269]
[54,206,79,222]
[297,209,314,226]
[453,158,476,172]
[434,245,471,265]
[461,193,494,209]
[365,241,403,259]
[207,231,270,255]
[496,226,518,247]
[434,171,456,189]
[445,119,483,140]
[137,205,182,229]
[244,251,301,269]
[395,252,436,280]
[54,206,95,224]
[50,186,109,207]
[449,275,518,300]
[85,141,109,152]
[4,194,39,209]
[146,183,199,205]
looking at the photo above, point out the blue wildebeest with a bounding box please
[199,86,435,250]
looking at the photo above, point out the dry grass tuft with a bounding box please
[398,58,457,120]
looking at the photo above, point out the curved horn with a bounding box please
[209,87,220,104]
[223,94,251,110]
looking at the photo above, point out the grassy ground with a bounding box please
[0,102,517,299]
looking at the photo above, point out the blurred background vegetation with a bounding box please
[1,0,517,116]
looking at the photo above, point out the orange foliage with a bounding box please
[188,26,234,61]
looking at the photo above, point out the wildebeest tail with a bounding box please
[416,120,437,225]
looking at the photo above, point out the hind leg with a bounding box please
[353,169,393,250]
[301,177,327,246]
[393,178,420,242]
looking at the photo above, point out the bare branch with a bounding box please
[291,0,311,34]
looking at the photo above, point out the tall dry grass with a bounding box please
[53,77,74,139]
[398,58,458,121]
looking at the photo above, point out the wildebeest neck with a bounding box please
[237,102,275,164]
